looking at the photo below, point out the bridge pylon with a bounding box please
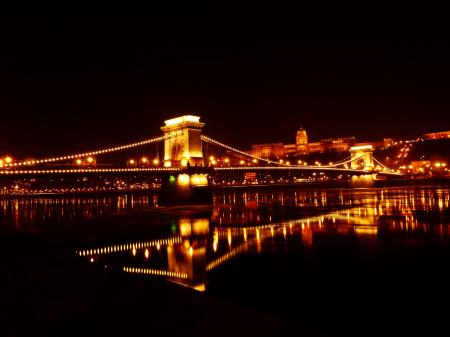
[350,145,374,171]
[161,115,205,168]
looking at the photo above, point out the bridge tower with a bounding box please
[161,115,205,167]
[350,145,374,170]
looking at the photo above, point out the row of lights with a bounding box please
[128,157,160,166]
[0,167,179,175]
[77,236,182,257]
[123,266,188,279]
[1,135,167,168]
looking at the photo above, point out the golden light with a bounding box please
[211,160,217,165]
[129,159,135,165]
[153,158,159,165]
[177,174,190,186]
[252,158,258,164]
[190,174,208,186]
[286,161,290,165]
[76,159,83,165]
[435,162,441,168]
[209,156,215,161]
[86,156,94,163]
[297,160,302,164]
[279,159,284,164]
[4,156,12,164]
[240,160,245,165]
[224,158,229,163]
[141,157,148,163]
[144,249,149,259]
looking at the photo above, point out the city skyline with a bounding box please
[1,17,450,157]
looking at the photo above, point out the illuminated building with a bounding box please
[283,144,297,155]
[160,115,205,167]
[296,127,308,154]
[250,127,358,157]
[248,125,392,158]
[423,130,450,140]
[383,138,394,147]
[410,160,431,174]
[249,143,284,159]
[319,136,356,153]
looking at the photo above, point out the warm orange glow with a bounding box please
[190,174,208,186]
[164,115,200,127]
[224,158,229,163]
[4,156,12,164]
[209,156,215,161]
[76,159,83,165]
[239,160,245,165]
[252,158,258,164]
[177,173,190,186]
[141,157,148,163]
[153,158,159,165]
[86,156,94,163]
[129,159,135,165]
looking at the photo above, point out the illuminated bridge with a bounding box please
[0,115,401,194]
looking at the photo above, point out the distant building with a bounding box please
[319,136,356,153]
[423,130,450,140]
[296,127,308,154]
[382,138,394,148]
[249,143,284,159]
[283,144,297,155]
[410,160,431,174]
[249,126,384,158]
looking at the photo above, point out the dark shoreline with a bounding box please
[1,177,450,199]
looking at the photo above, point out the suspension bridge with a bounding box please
[0,115,401,197]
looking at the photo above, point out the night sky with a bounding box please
[1,16,449,157]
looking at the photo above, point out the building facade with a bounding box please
[423,131,450,140]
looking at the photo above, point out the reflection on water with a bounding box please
[1,188,450,291]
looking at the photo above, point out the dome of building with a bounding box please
[296,127,308,145]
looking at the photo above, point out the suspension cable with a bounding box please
[201,135,368,168]
[4,134,170,168]
[201,135,288,166]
